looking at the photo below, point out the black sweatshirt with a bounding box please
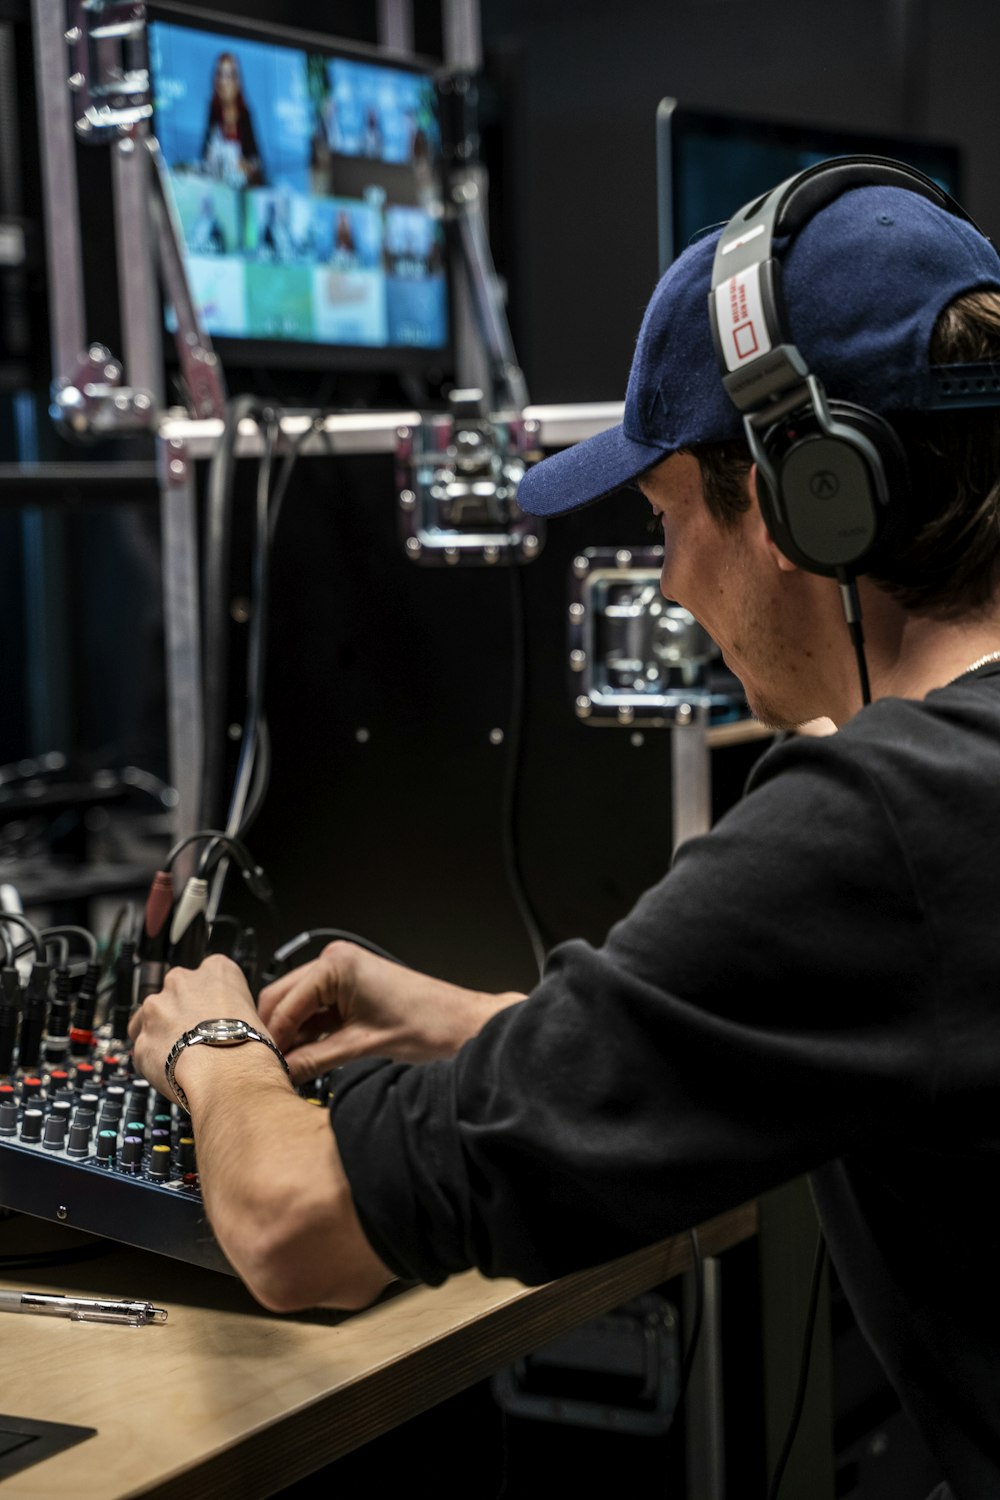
[332,664,1000,1500]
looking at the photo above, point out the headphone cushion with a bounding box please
[756,402,909,576]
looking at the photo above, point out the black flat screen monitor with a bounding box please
[656,100,963,274]
[147,4,451,374]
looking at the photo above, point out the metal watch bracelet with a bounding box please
[164,1021,290,1114]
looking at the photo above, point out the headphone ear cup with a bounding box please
[757,402,908,577]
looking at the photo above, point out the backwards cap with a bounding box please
[516,182,1000,518]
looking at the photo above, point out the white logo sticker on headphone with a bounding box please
[714,264,772,372]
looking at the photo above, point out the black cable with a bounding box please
[500,561,549,981]
[766,1230,829,1500]
[0,1242,113,1271]
[39,924,99,963]
[202,393,262,830]
[679,1227,705,1396]
[225,409,278,845]
[836,569,872,707]
[235,717,272,839]
[0,911,43,960]
[270,927,406,974]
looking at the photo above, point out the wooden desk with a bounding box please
[0,1202,756,1498]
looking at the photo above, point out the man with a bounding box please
[131,166,1000,1498]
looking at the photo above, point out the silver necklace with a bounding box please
[954,649,1000,681]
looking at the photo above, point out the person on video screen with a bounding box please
[201,51,265,188]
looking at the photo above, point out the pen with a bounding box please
[0,1290,168,1326]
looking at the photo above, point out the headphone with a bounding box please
[708,156,993,579]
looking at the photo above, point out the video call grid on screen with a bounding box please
[656,101,962,274]
[147,6,450,366]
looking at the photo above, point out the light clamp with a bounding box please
[568,547,744,726]
[396,391,544,566]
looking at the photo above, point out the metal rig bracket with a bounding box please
[396,389,543,565]
[567,546,743,727]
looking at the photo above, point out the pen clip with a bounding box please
[72,1307,147,1326]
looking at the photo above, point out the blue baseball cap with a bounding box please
[516,183,1000,518]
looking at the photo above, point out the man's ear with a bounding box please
[749,462,799,574]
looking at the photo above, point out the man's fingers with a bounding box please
[265,969,341,1052]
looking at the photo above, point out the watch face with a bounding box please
[194,1018,253,1046]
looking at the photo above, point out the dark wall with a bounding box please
[478,0,1000,401]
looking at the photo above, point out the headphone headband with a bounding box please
[710,156,991,416]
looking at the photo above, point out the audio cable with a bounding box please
[766,1229,828,1500]
[836,568,872,708]
[501,560,549,982]
[0,913,43,961]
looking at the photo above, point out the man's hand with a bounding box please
[258,940,525,1083]
[127,953,391,1312]
[128,954,264,1100]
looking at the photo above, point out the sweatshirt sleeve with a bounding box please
[330,728,940,1287]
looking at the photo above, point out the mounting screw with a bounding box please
[570,649,587,672]
[569,602,585,621]
[399,488,416,509]
[356,728,370,744]
[68,72,85,90]
[524,418,540,436]
[405,537,422,557]
[118,136,135,155]
[489,728,504,745]
[617,705,635,725]
[631,732,645,747]
[444,546,459,564]
[676,703,693,725]
[57,1205,68,1220]
[522,533,540,556]
[484,545,499,564]
[616,549,633,567]
[396,426,411,441]
[575,696,593,718]
[573,555,590,577]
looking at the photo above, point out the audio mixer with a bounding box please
[0,1053,234,1275]
[0,841,350,1276]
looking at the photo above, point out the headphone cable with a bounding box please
[836,569,872,707]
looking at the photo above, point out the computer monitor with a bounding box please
[656,100,963,273]
[146,4,451,376]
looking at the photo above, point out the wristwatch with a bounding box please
[164,1018,290,1114]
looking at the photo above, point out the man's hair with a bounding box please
[689,288,1000,618]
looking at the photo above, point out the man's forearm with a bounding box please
[180,1045,392,1311]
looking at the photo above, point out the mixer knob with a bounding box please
[95,1128,117,1163]
[120,1134,143,1173]
[66,1121,92,1157]
[148,1143,171,1180]
[73,1062,97,1091]
[20,1076,43,1101]
[20,1107,43,1143]
[0,1099,18,1136]
[104,1083,127,1114]
[42,1114,68,1150]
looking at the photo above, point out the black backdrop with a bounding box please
[220,452,765,993]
